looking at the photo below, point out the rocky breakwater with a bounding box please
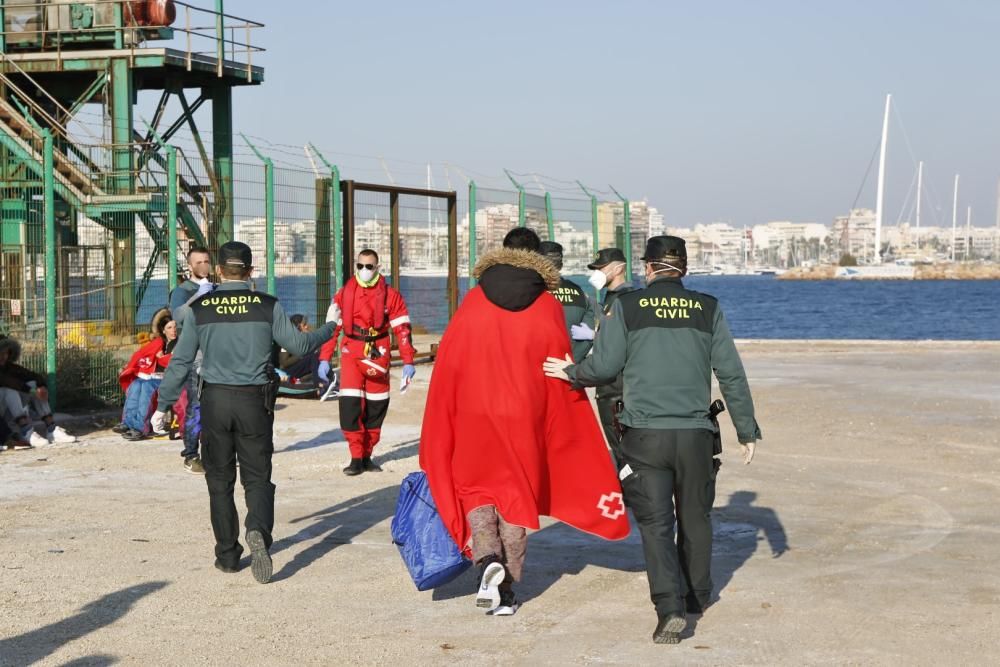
[779,263,1000,280]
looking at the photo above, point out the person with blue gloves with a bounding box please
[317,249,417,476]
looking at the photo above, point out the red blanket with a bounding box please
[118,338,164,392]
[419,287,630,555]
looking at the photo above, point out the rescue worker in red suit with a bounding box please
[317,249,417,476]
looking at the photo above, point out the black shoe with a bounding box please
[343,458,364,476]
[652,613,686,644]
[214,559,240,574]
[246,530,272,584]
[111,422,128,434]
[362,456,382,472]
[122,428,147,441]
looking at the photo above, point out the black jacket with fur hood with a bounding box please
[0,337,46,391]
[472,248,561,312]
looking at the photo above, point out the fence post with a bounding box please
[544,192,554,241]
[576,181,599,254]
[610,185,632,280]
[240,134,276,294]
[468,180,477,288]
[309,145,343,289]
[504,169,525,227]
[43,130,57,407]
[167,146,179,293]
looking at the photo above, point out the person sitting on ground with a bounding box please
[419,227,630,617]
[279,314,322,386]
[116,309,177,441]
[0,336,78,447]
[1,417,32,451]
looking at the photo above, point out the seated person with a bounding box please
[0,336,78,447]
[117,309,177,441]
[279,314,322,386]
[1,418,32,450]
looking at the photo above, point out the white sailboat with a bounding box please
[836,94,915,279]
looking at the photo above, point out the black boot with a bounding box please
[343,458,364,476]
[362,456,382,472]
[652,613,686,644]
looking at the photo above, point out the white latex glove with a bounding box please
[570,322,595,341]
[325,302,342,324]
[543,354,573,381]
[194,282,215,298]
[741,441,756,465]
[150,411,168,435]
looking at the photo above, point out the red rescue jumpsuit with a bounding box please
[319,275,416,459]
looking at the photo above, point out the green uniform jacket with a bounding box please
[567,276,761,442]
[157,281,335,410]
[551,277,595,363]
[594,282,638,401]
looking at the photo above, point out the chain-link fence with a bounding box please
[3,134,654,410]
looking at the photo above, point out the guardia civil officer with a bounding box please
[538,241,596,362]
[544,236,761,645]
[152,242,337,583]
[585,247,637,456]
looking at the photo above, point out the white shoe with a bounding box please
[475,561,506,611]
[490,599,519,616]
[47,426,78,444]
[30,431,50,448]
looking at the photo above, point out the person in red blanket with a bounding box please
[317,248,416,476]
[116,308,177,440]
[419,228,630,617]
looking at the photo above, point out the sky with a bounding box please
[176,0,1000,228]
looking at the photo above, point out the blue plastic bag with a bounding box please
[391,471,471,591]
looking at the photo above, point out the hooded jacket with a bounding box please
[0,337,46,392]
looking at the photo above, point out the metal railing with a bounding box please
[0,1,264,81]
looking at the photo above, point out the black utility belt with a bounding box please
[204,382,265,394]
[345,330,389,343]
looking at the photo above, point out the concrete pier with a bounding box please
[1,341,998,665]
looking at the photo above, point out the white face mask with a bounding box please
[646,261,683,284]
[588,269,608,290]
[357,268,377,283]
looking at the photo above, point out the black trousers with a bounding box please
[200,384,275,567]
[619,427,717,617]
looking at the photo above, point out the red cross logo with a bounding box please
[597,492,625,520]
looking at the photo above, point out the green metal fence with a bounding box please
[2,139,651,410]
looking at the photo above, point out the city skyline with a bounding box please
[204,1,1000,233]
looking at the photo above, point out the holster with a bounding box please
[263,364,280,414]
[709,399,725,471]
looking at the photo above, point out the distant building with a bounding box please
[832,208,876,261]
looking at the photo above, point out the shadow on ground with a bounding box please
[0,581,168,665]
[270,485,400,581]
[277,429,345,453]
[710,490,788,602]
[431,489,788,617]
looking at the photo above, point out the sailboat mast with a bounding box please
[951,174,959,262]
[874,93,891,264]
[966,206,972,260]
[915,161,923,230]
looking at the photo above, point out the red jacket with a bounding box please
[318,275,416,364]
[118,338,173,391]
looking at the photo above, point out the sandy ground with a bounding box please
[1,341,999,666]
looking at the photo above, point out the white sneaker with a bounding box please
[30,431,50,448]
[475,561,506,611]
[47,426,78,444]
